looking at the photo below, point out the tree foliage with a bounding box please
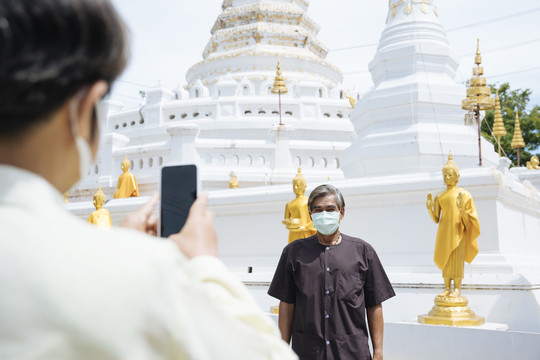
[482,83,540,166]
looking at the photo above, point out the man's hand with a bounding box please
[168,193,218,259]
[119,193,159,236]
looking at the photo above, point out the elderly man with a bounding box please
[0,1,296,359]
[269,184,395,360]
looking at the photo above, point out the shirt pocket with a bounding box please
[337,270,364,305]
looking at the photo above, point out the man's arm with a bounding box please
[366,303,384,360]
[278,301,295,343]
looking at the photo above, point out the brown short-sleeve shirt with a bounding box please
[268,234,395,360]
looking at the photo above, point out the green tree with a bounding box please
[482,83,540,167]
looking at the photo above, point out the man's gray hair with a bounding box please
[308,184,345,212]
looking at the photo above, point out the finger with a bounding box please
[147,215,158,230]
[139,192,160,217]
[189,192,209,215]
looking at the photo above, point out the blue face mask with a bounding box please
[311,211,340,236]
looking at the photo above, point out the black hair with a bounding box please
[0,0,129,136]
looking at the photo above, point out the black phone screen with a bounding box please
[160,165,197,238]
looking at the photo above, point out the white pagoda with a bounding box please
[70,0,355,200]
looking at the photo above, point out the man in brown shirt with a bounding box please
[268,184,395,360]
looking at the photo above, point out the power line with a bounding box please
[330,7,540,52]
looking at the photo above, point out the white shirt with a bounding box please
[0,165,297,360]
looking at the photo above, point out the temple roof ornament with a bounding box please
[492,91,507,157]
[511,112,525,150]
[387,0,438,23]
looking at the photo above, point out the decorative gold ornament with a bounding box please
[511,111,526,167]
[113,155,140,199]
[462,39,495,167]
[492,90,507,157]
[229,172,239,189]
[282,167,317,243]
[63,192,70,203]
[405,2,413,14]
[87,185,112,228]
[420,154,484,326]
[343,91,356,109]
[271,56,288,126]
[526,155,539,169]
[433,5,438,16]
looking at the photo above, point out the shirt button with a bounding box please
[325,290,330,295]
[326,246,330,251]
[325,314,330,319]
[326,340,330,345]
[326,267,330,271]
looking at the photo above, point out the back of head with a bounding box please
[0,0,129,137]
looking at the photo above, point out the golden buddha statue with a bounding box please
[526,155,539,170]
[87,186,112,228]
[229,172,239,189]
[419,154,484,326]
[113,155,139,199]
[282,167,317,243]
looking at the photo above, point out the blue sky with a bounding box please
[110,0,540,110]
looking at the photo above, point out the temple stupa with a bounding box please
[69,0,355,200]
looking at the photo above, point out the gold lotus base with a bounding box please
[418,295,485,326]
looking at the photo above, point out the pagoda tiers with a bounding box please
[70,0,355,199]
[342,0,499,177]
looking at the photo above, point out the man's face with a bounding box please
[310,194,344,220]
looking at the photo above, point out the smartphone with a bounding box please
[160,164,197,238]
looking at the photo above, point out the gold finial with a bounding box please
[343,91,357,109]
[475,38,482,65]
[511,111,526,167]
[63,192,70,203]
[462,38,494,167]
[271,57,288,95]
[492,90,507,157]
[511,112,525,149]
[229,172,239,189]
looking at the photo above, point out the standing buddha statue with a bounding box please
[87,186,112,228]
[113,155,139,199]
[419,154,484,326]
[282,167,317,243]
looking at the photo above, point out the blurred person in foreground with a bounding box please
[0,1,297,359]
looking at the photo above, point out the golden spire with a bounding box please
[475,38,482,65]
[229,172,239,189]
[511,112,525,149]
[271,57,288,95]
[492,90,507,157]
[462,39,494,112]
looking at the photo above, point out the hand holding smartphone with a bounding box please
[160,164,219,258]
[160,164,197,238]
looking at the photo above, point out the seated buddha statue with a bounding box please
[526,155,539,170]
[87,186,112,228]
[282,167,317,243]
[113,155,139,198]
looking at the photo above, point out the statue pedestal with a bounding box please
[418,295,485,326]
